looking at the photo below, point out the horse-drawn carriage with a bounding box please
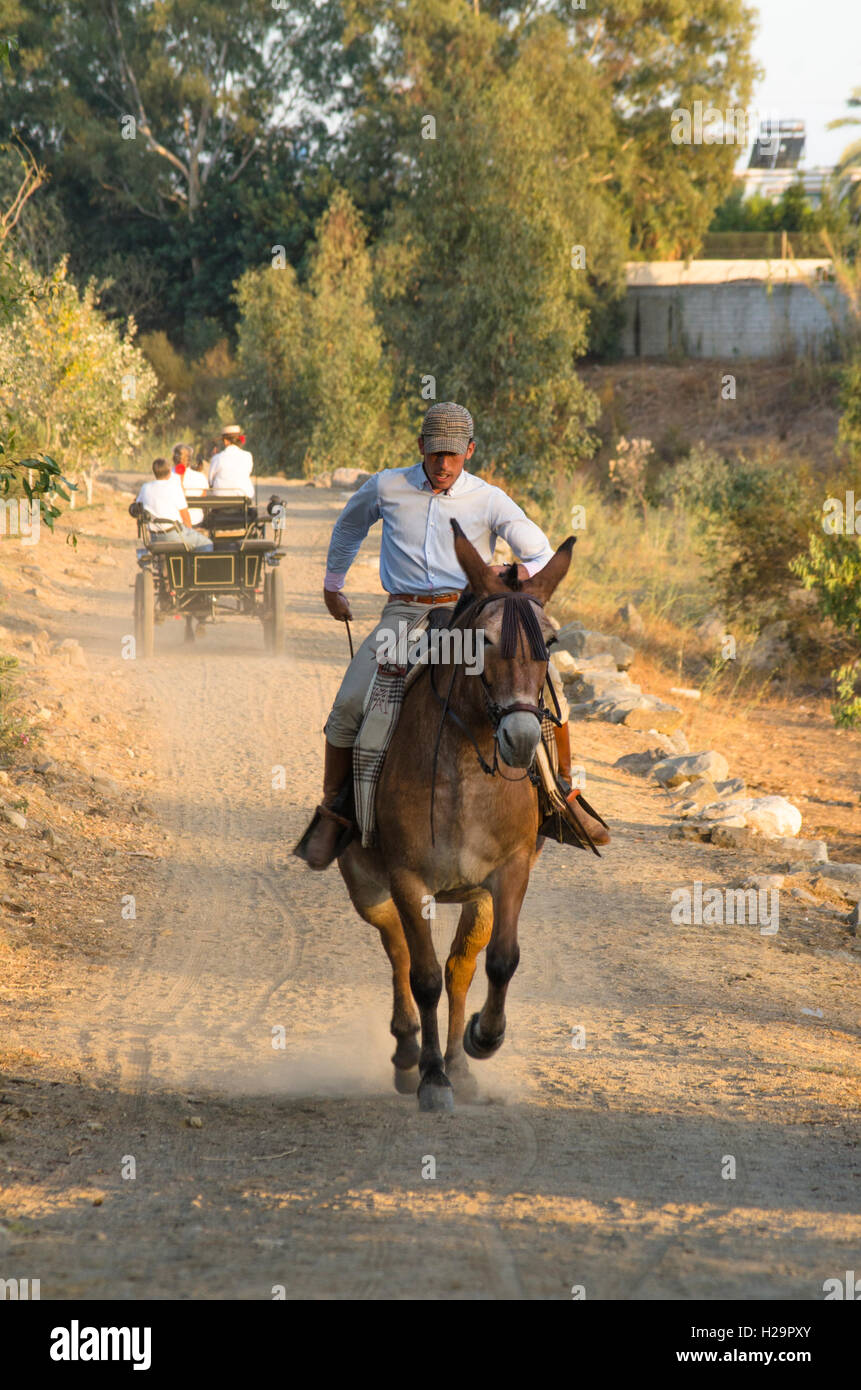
[130,492,287,656]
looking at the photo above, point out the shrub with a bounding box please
[838,356,861,463]
[0,258,169,502]
[656,445,816,622]
[792,531,861,724]
[607,436,652,516]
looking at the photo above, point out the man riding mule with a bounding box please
[301,514,605,1110]
[302,400,608,871]
[294,402,609,1111]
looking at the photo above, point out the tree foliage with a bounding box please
[344,0,760,263]
[357,9,625,485]
[0,258,168,502]
[828,86,861,223]
[0,0,368,342]
[1,0,760,345]
[234,189,399,475]
[792,533,861,726]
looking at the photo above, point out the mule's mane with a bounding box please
[448,586,549,662]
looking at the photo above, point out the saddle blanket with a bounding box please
[353,611,430,846]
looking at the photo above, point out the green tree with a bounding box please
[234,188,400,475]
[0,126,72,527]
[711,179,829,235]
[0,258,168,504]
[0,0,365,341]
[366,12,622,486]
[828,87,861,223]
[792,533,861,726]
[305,188,401,473]
[234,256,309,475]
[574,0,760,258]
[344,0,759,264]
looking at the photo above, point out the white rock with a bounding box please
[576,672,640,701]
[698,794,802,839]
[551,649,578,680]
[701,796,755,821]
[816,862,861,883]
[652,751,729,787]
[52,638,88,669]
[744,621,791,672]
[745,796,802,839]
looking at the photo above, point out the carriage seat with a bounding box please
[206,505,259,531]
[208,537,276,555]
[146,536,214,554]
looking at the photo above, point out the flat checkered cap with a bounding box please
[421,401,473,454]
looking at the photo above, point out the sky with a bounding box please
[743,0,861,169]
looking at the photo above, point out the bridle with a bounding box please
[426,589,564,843]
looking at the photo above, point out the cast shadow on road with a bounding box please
[1,1070,856,1300]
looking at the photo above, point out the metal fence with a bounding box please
[701,231,829,259]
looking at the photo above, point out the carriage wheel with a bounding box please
[134,572,155,659]
[263,568,285,654]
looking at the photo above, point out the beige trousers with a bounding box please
[323,599,569,748]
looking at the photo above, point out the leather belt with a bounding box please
[387,591,460,605]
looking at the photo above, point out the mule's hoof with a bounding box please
[463,1012,505,1060]
[447,1064,480,1102]
[392,1037,420,1073]
[417,1074,454,1113]
[393,1065,419,1095]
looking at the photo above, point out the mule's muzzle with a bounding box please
[497,710,541,768]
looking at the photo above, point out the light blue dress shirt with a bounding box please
[324,461,555,594]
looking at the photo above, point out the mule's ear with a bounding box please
[521,536,576,603]
[450,518,506,596]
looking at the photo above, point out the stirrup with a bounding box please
[293,780,356,864]
[538,777,608,856]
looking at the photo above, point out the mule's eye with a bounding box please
[546,633,558,647]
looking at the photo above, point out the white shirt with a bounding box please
[136,476,189,532]
[176,465,208,525]
[208,444,254,500]
[325,462,555,594]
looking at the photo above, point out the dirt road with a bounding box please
[0,485,859,1300]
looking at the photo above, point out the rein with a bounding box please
[426,590,564,845]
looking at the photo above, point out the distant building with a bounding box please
[622,259,847,360]
[740,118,831,205]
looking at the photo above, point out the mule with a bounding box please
[337,521,578,1112]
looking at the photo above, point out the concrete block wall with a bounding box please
[621,282,847,359]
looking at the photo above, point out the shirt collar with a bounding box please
[408,460,471,497]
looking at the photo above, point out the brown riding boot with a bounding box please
[552,721,610,846]
[305,741,355,871]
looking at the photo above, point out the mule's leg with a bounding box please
[444,895,493,1099]
[464,855,531,1062]
[366,899,422,1092]
[338,848,420,1092]
[390,870,453,1113]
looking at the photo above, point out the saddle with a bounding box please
[294,607,608,862]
